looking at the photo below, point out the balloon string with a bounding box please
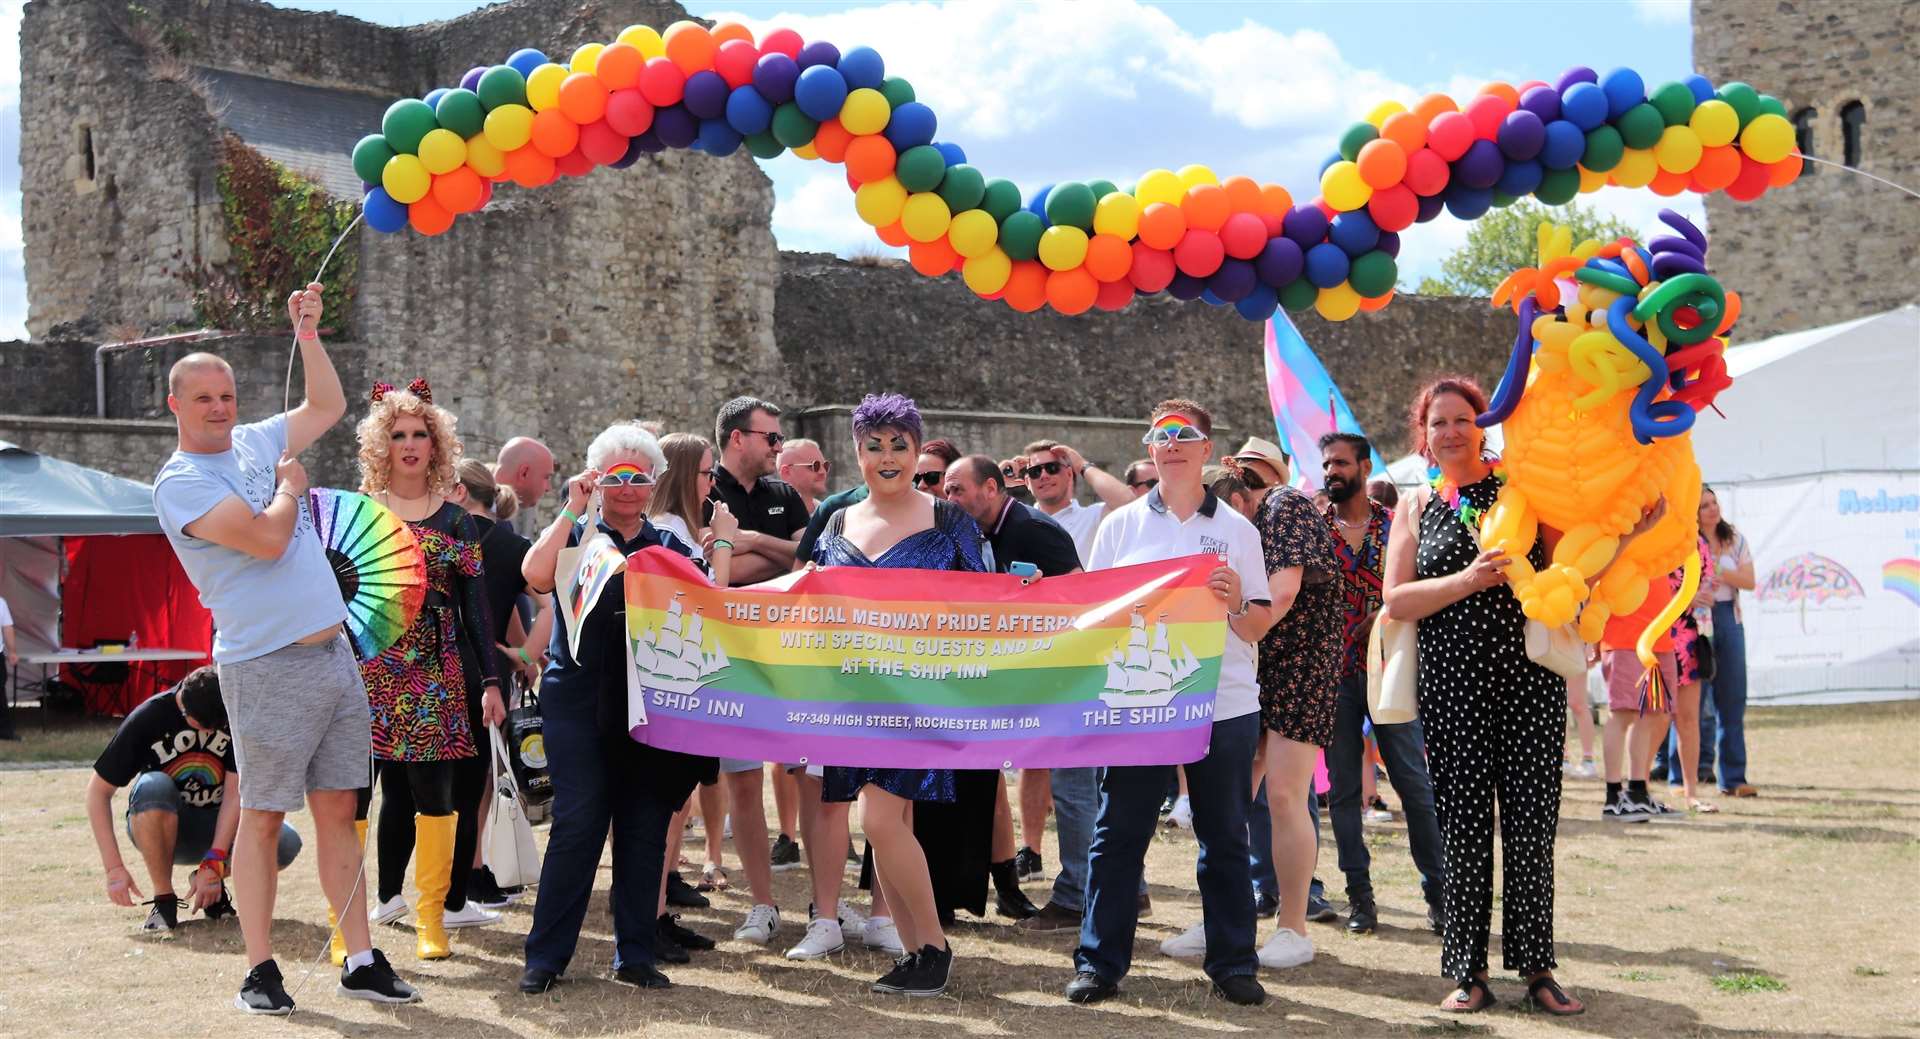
[1796,155,1920,200]
[285,212,366,417]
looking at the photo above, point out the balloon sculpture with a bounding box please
[349,20,1804,322]
[1473,209,1735,703]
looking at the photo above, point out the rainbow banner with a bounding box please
[622,548,1227,769]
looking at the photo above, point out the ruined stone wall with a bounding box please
[1695,0,1920,338]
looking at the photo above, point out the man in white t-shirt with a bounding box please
[1064,400,1286,1008]
[1020,439,1134,567]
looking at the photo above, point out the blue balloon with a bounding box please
[1167,272,1207,301]
[684,71,730,120]
[697,118,743,157]
[1560,81,1609,130]
[1328,210,1379,256]
[1026,184,1054,222]
[1318,151,1343,177]
[794,65,849,121]
[884,101,937,150]
[611,136,646,169]
[1208,258,1257,302]
[725,86,774,135]
[753,53,800,105]
[1444,184,1493,220]
[362,187,408,234]
[1201,289,1230,306]
[1304,242,1351,288]
[633,128,665,154]
[1495,158,1543,196]
[424,87,449,107]
[1234,283,1279,321]
[838,46,885,90]
[1601,67,1645,120]
[506,48,548,78]
[653,105,697,149]
[1376,230,1401,258]
[933,141,967,166]
[1683,74,1716,104]
[1255,237,1304,287]
[1539,119,1587,169]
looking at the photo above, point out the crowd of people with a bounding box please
[108,283,1755,1017]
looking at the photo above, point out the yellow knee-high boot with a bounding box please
[414,813,457,960]
[330,819,369,967]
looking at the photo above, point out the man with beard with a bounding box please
[1318,432,1446,935]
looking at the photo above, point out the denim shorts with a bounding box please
[125,772,302,868]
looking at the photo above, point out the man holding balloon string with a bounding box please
[154,285,420,1015]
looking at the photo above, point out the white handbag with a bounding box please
[1366,613,1420,725]
[1525,619,1589,681]
[484,726,541,890]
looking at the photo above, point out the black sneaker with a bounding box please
[1212,973,1267,1006]
[612,963,673,989]
[770,833,803,872]
[666,871,710,908]
[142,894,182,935]
[1603,791,1651,823]
[899,944,951,997]
[1345,896,1378,934]
[339,948,421,1004]
[469,867,512,909]
[659,912,716,951]
[234,958,294,1015]
[204,886,236,921]
[1013,846,1043,882]
[1252,890,1278,917]
[1634,792,1684,822]
[870,951,921,994]
[1305,890,1338,923]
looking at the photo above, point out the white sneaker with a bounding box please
[785,917,845,960]
[1365,807,1394,824]
[1166,795,1193,831]
[1159,921,1206,959]
[1257,927,1314,969]
[863,915,904,954]
[368,895,409,927]
[836,899,868,940]
[443,902,501,929]
[733,903,780,944]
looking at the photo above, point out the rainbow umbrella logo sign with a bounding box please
[1757,552,1865,631]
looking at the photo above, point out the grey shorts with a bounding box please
[218,635,372,812]
[719,758,764,774]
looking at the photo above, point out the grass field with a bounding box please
[1,700,1916,1038]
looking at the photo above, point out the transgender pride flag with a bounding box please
[1263,312,1386,491]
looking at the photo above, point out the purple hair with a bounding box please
[850,392,924,445]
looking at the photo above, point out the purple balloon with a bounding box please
[1376,230,1401,258]
[796,40,841,70]
[1555,66,1598,93]
[1650,252,1707,279]
[1207,259,1257,302]
[612,136,646,168]
[1453,139,1505,189]
[460,65,488,92]
[1255,237,1305,287]
[1281,205,1330,250]
[1167,272,1207,301]
[652,105,697,149]
[1519,85,1561,123]
[1498,110,1546,161]
[633,129,665,154]
[753,53,800,105]
[1415,194,1445,223]
[683,71,730,120]
[1648,235,1705,262]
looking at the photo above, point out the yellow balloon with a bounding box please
[617,24,665,59]
[1366,100,1407,128]
[1037,225,1089,271]
[526,64,568,112]
[1739,112,1795,164]
[1653,124,1703,174]
[483,103,534,151]
[464,134,505,178]
[570,42,604,74]
[1176,163,1218,190]
[416,128,467,175]
[1134,168,1183,208]
[839,88,892,136]
[1320,160,1372,211]
[1314,282,1362,321]
[1610,148,1658,188]
[792,142,819,160]
[381,154,431,204]
[900,192,952,243]
[947,208,999,258]
[854,176,908,227]
[1576,164,1609,193]
[963,247,1012,295]
[1092,191,1140,239]
[1688,99,1739,148]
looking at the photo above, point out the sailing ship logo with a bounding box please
[633,593,731,694]
[1100,605,1202,709]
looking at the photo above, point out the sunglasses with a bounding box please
[741,429,786,449]
[1142,422,1210,446]
[1001,464,1024,479]
[598,467,660,487]
[912,471,944,488]
[789,460,829,474]
[1129,478,1159,490]
[1025,460,1066,477]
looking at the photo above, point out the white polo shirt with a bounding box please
[1085,487,1272,722]
[1045,499,1106,568]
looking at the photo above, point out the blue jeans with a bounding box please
[125,771,301,868]
[1076,713,1259,983]
[1324,671,1444,904]
[1050,768,1158,914]
[1248,779,1277,901]
[1702,603,1749,789]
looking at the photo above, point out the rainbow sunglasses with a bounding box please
[598,462,661,487]
[1142,416,1210,447]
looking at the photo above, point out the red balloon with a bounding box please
[1172,229,1225,277]
[760,27,803,58]
[1725,154,1771,201]
[1094,278,1135,311]
[714,39,759,88]
[1403,147,1451,196]
[604,88,655,136]
[1128,242,1176,292]
[1219,212,1267,260]
[1259,211,1285,237]
[578,119,628,165]
[555,146,594,177]
[473,179,493,210]
[1311,196,1336,219]
[1427,112,1474,161]
[1367,184,1419,232]
[639,58,686,107]
[1465,93,1512,140]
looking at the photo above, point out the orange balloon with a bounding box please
[1412,92,1458,125]
[1084,233,1133,281]
[1380,111,1427,152]
[909,237,959,276]
[1766,151,1803,187]
[844,135,897,183]
[1003,261,1049,312]
[503,145,556,187]
[1137,201,1187,250]
[1357,290,1395,312]
[595,43,646,91]
[1649,167,1689,196]
[1221,175,1263,215]
[1257,183,1293,219]
[1046,268,1099,315]
[663,22,716,75]
[558,73,609,124]
[1355,138,1408,189]
[431,166,484,213]
[710,21,754,45]
[1690,145,1742,192]
[529,109,580,158]
[408,196,454,236]
[813,118,853,163]
[1479,81,1519,106]
[875,219,911,248]
[1181,184,1230,232]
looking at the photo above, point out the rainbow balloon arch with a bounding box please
[351,19,1803,323]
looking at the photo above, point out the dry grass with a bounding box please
[2,702,1917,1038]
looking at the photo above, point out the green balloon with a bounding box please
[1649,81,1696,127]
[744,132,785,160]
[936,164,986,212]
[1581,125,1624,172]
[351,134,396,185]
[1616,103,1666,149]
[1088,179,1118,200]
[1717,82,1761,127]
[1756,94,1787,118]
[1490,191,1517,208]
[1279,279,1318,312]
[1535,166,1581,205]
[770,103,819,149]
[1348,250,1397,297]
[1044,181,1097,231]
[999,211,1045,262]
[1338,121,1379,162]
[435,88,487,139]
[382,99,439,155]
[980,178,1022,222]
[476,65,527,111]
[896,145,947,192]
[879,76,915,109]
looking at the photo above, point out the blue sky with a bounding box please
[0,0,1699,339]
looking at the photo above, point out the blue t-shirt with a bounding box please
[153,415,346,664]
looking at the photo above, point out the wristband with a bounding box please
[515,646,532,665]
[297,329,319,341]
[559,508,580,526]
[711,539,734,552]
[1227,598,1250,619]
[274,488,297,503]
[483,678,504,690]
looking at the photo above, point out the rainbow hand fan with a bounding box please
[307,488,427,659]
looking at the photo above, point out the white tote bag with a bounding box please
[484,726,542,890]
[1365,486,1427,726]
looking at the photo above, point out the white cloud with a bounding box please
[1631,0,1690,27]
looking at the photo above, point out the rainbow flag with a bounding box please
[622,548,1227,768]
[1263,312,1386,490]
[1884,558,1920,607]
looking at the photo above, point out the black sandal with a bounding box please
[1441,976,1495,1013]
[1525,975,1584,1016]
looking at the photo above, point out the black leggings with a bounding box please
[355,758,486,907]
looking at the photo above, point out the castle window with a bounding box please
[1792,107,1817,174]
[79,125,97,181]
[1840,100,1865,167]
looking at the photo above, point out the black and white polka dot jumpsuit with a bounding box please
[1414,474,1565,981]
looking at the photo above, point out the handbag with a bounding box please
[505,678,552,807]
[484,726,542,890]
[1525,618,1589,681]
[1365,485,1428,725]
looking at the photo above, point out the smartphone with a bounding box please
[1009,561,1039,584]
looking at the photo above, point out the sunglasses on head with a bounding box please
[1129,478,1159,490]
[911,471,944,488]
[1001,464,1024,479]
[789,460,829,474]
[1025,460,1066,477]
[1143,421,1209,447]
[598,467,659,487]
